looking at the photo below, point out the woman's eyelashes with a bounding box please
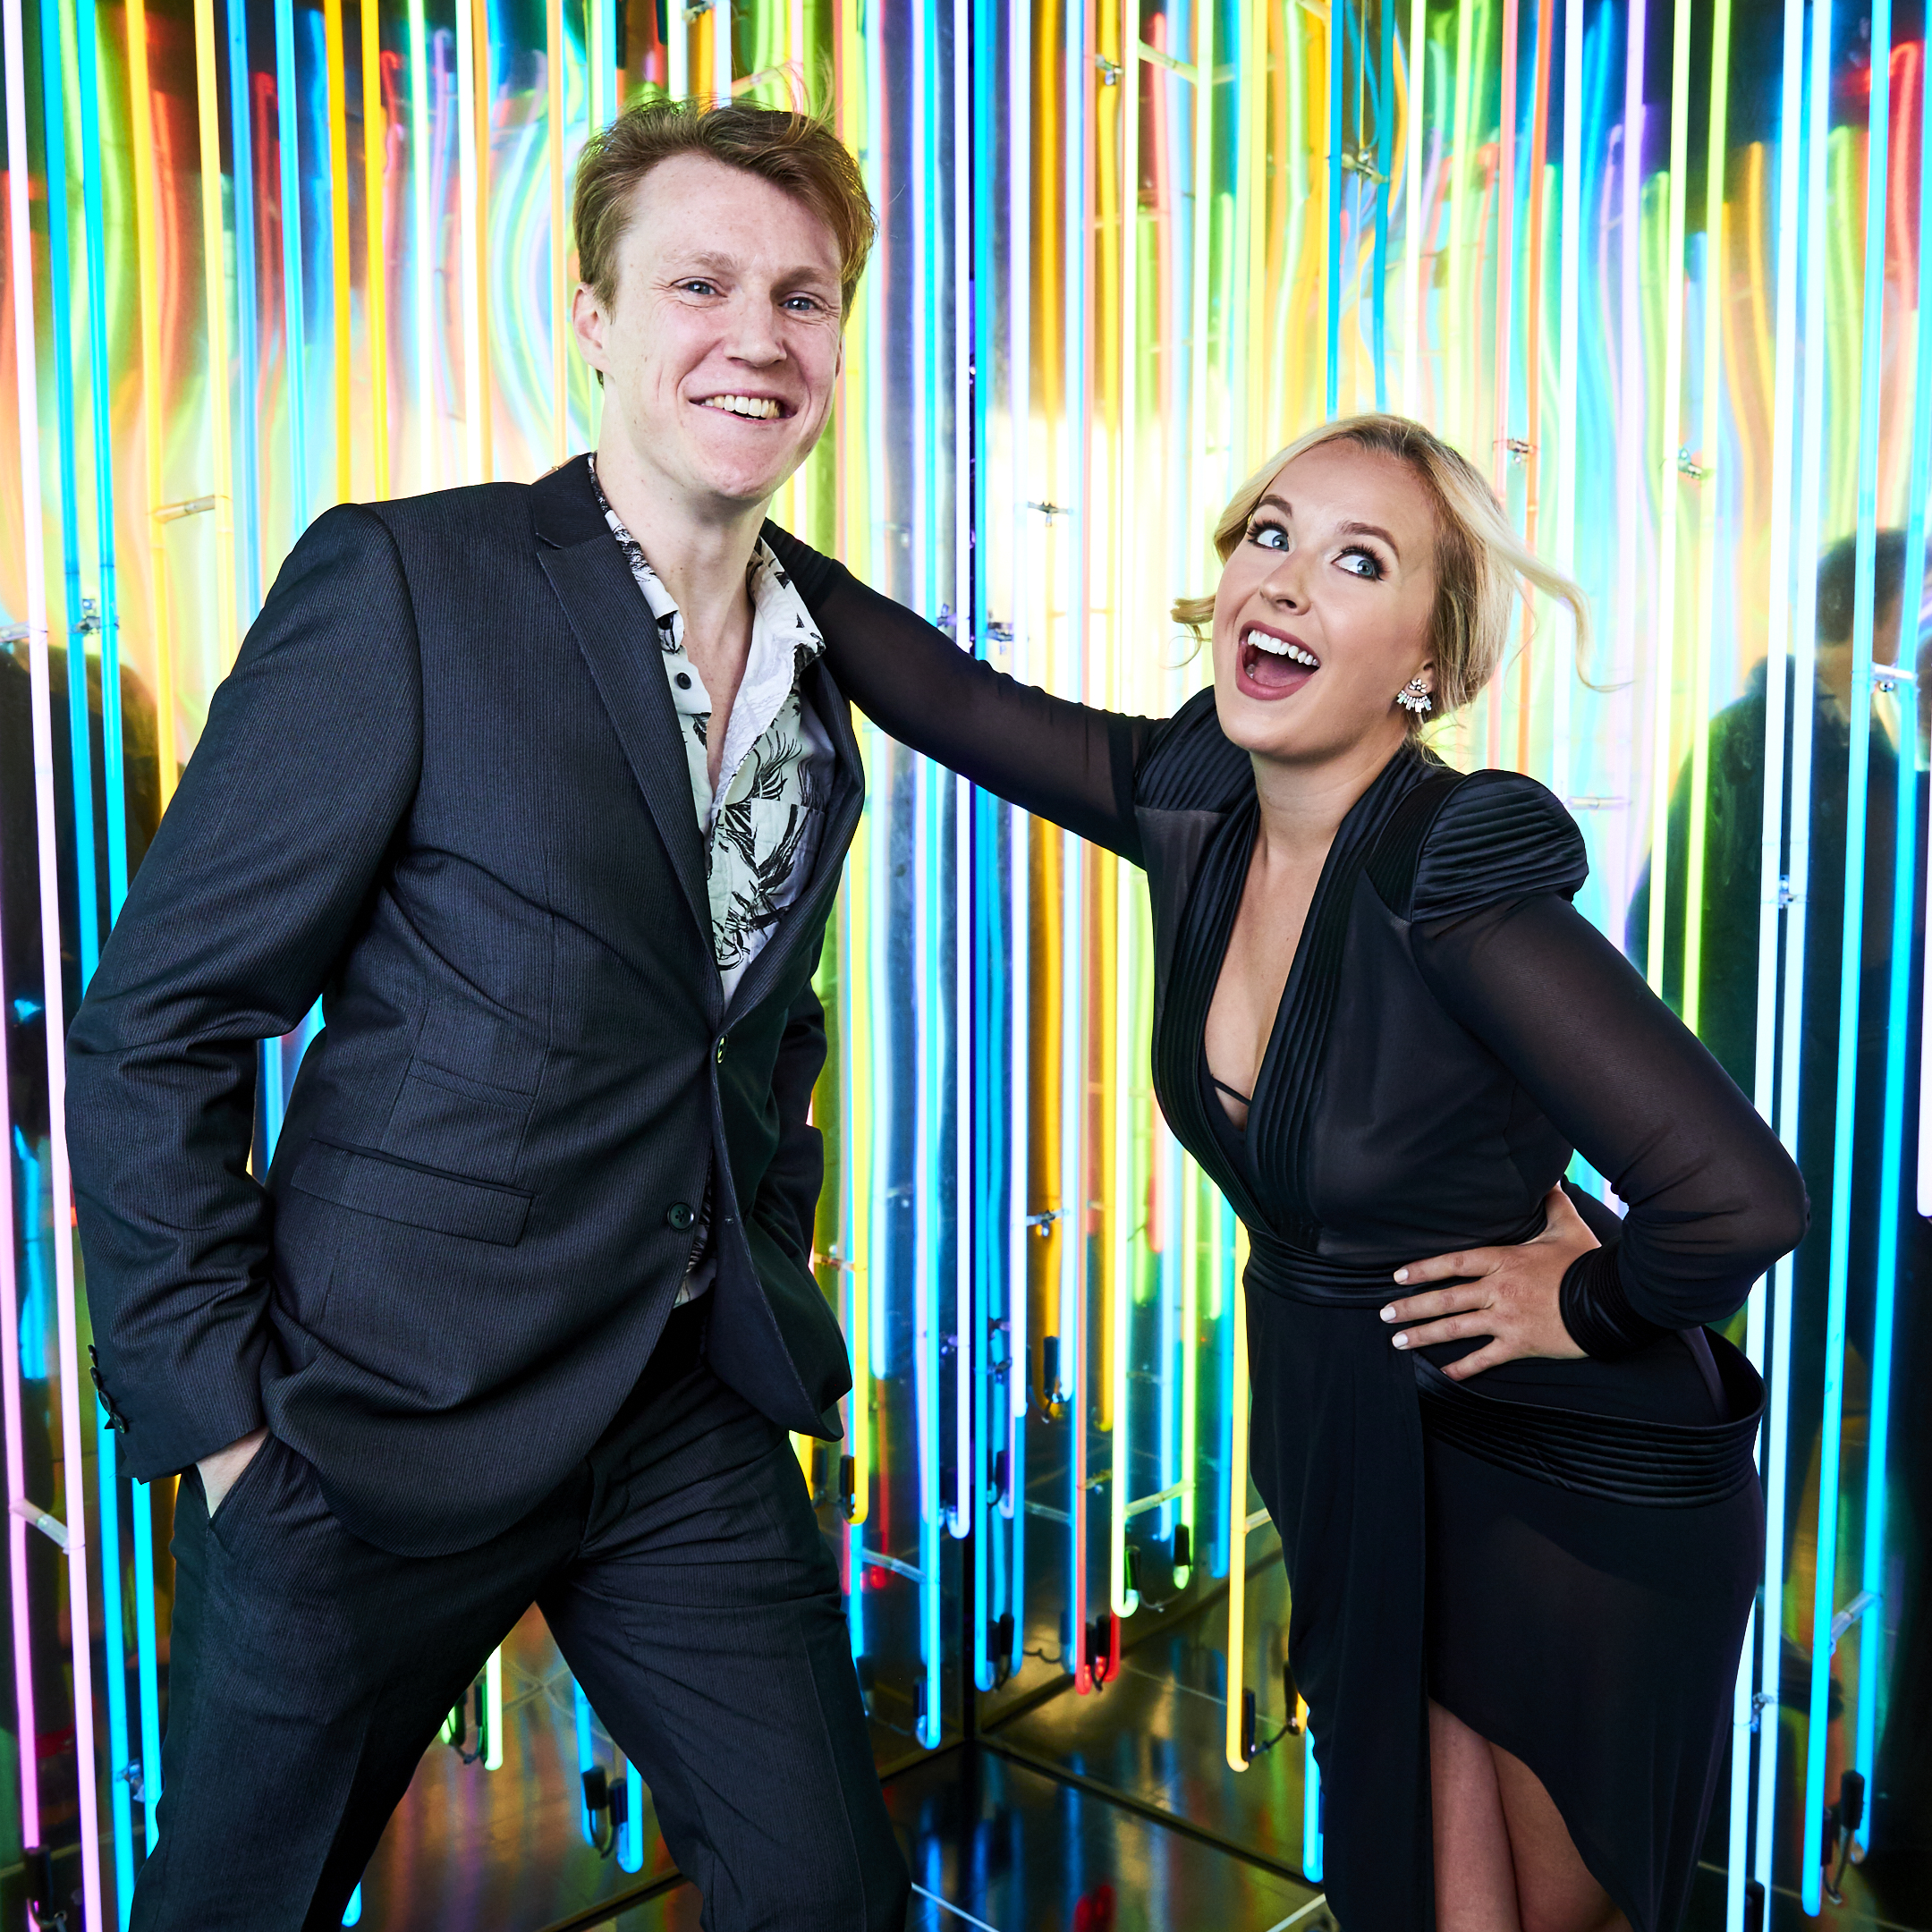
[1245,521,1388,582]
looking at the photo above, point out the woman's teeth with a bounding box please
[700,394,782,419]
[1243,629,1319,667]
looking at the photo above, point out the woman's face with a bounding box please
[1210,441,1440,767]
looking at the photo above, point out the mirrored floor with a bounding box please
[348,1589,1928,1932]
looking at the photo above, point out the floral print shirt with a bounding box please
[592,462,835,1299]
[592,464,834,1001]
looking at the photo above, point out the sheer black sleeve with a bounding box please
[764,524,1165,864]
[1414,891,1807,1352]
[1401,775,1806,1355]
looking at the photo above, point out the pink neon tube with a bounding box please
[4,0,105,1916]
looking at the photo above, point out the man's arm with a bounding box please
[67,504,423,1482]
[757,946,829,1267]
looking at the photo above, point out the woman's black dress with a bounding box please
[766,534,1807,1931]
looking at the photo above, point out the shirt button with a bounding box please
[665,1202,696,1231]
[675,672,691,690]
[716,1037,727,1064]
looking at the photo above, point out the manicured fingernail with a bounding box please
[1394,1268,1410,1284]
[1379,1305,1397,1322]
[1392,1333,1410,1349]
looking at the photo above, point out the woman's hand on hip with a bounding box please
[1379,1185,1597,1379]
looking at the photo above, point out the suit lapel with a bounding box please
[722,657,866,1025]
[532,457,714,966]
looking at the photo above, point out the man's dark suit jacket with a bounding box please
[66,455,863,1558]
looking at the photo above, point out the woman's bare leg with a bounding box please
[1430,1699,1522,1931]
[1489,1741,1630,1932]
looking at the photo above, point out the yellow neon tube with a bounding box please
[1683,0,1735,1031]
[193,0,238,672]
[361,0,390,498]
[1224,1220,1251,1771]
[1645,0,1696,996]
[1108,0,1140,1622]
[326,0,352,505]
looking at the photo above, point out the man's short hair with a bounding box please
[573,100,876,319]
[1816,529,1909,642]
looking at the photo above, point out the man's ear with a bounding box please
[571,283,608,374]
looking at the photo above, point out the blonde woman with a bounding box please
[767,413,1801,1932]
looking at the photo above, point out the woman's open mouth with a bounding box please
[1237,625,1320,699]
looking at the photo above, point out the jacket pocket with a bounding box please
[288,1140,532,1246]
[380,1059,534,1186]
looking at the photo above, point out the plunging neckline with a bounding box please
[1199,743,1423,1127]
[1171,741,1433,1248]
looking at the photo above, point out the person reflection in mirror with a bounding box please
[1628,530,1931,1886]
[764,414,1807,1932]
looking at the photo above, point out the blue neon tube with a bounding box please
[74,0,122,919]
[1303,1726,1325,1882]
[276,0,309,539]
[1374,0,1392,407]
[229,0,263,616]
[1784,0,1846,1893]
[1741,0,1811,1900]
[35,0,97,981]
[38,7,135,1916]
[619,1757,643,1872]
[1003,0,1031,1693]
[573,1680,596,1843]
[1801,0,1889,1897]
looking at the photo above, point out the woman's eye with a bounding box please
[1249,522,1289,551]
[1338,548,1383,580]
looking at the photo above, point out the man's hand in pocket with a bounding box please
[198,1426,269,1515]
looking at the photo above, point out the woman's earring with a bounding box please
[1396,676,1433,716]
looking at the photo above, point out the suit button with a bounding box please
[665,1202,696,1231]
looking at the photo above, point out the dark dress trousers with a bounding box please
[66,457,908,1931]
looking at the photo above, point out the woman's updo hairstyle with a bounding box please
[1171,412,1590,730]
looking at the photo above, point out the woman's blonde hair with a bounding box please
[1171,412,1589,724]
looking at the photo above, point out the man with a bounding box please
[67,101,909,1932]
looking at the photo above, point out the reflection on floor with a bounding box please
[355,1585,1928,1932]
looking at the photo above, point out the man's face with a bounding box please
[574,153,845,514]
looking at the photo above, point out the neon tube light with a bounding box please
[1004,0,1031,1690]
[547,0,566,462]
[952,0,973,1550]
[1223,1224,1250,1772]
[1800,0,1889,1889]
[1642,0,1694,998]
[3,0,47,1860]
[12,8,107,1910]
[1754,0,1831,1888]
[360,0,391,499]
[326,0,352,504]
